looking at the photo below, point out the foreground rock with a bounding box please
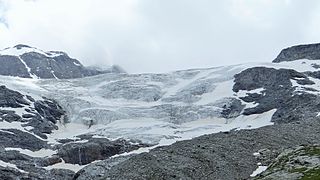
[254,145,320,180]
[0,166,74,180]
[74,119,320,180]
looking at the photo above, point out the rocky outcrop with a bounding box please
[254,145,320,180]
[273,43,320,63]
[0,55,31,78]
[0,86,64,139]
[0,85,74,179]
[0,129,48,151]
[0,85,66,138]
[233,67,320,124]
[0,44,124,79]
[0,164,75,180]
[0,85,30,108]
[56,135,148,165]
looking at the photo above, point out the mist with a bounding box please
[1,0,320,73]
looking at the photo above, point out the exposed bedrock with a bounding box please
[233,67,320,124]
[57,136,149,165]
[273,43,320,63]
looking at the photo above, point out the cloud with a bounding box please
[0,0,320,73]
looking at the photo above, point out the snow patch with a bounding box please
[250,166,268,177]
[51,70,59,79]
[5,148,57,158]
[18,56,38,79]
[44,159,85,172]
[0,46,63,58]
[237,88,265,98]
[253,152,260,156]
[73,61,81,66]
[0,160,27,173]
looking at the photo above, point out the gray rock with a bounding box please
[0,110,22,122]
[0,129,48,151]
[20,52,101,79]
[273,43,320,63]
[254,145,320,180]
[214,98,245,119]
[57,137,148,165]
[0,55,31,78]
[0,85,30,108]
[233,67,319,124]
[0,165,74,180]
[73,155,132,180]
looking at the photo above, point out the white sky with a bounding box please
[1,0,320,73]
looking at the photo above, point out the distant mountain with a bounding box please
[0,44,124,79]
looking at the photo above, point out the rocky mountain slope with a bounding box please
[0,44,124,79]
[254,145,320,180]
[0,43,320,179]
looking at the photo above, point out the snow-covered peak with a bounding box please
[0,44,64,58]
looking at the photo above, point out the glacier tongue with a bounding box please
[2,59,319,148]
[8,63,270,146]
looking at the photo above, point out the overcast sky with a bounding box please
[0,0,320,73]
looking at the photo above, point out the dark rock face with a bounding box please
[34,99,66,124]
[57,136,148,165]
[0,85,75,179]
[0,110,22,122]
[0,55,31,78]
[0,45,124,79]
[218,98,245,119]
[0,165,75,180]
[20,52,101,79]
[233,67,313,93]
[0,85,67,139]
[0,129,48,151]
[273,43,320,63]
[272,93,320,124]
[0,85,30,108]
[233,67,320,124]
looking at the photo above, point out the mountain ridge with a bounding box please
[0,44,125,79]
